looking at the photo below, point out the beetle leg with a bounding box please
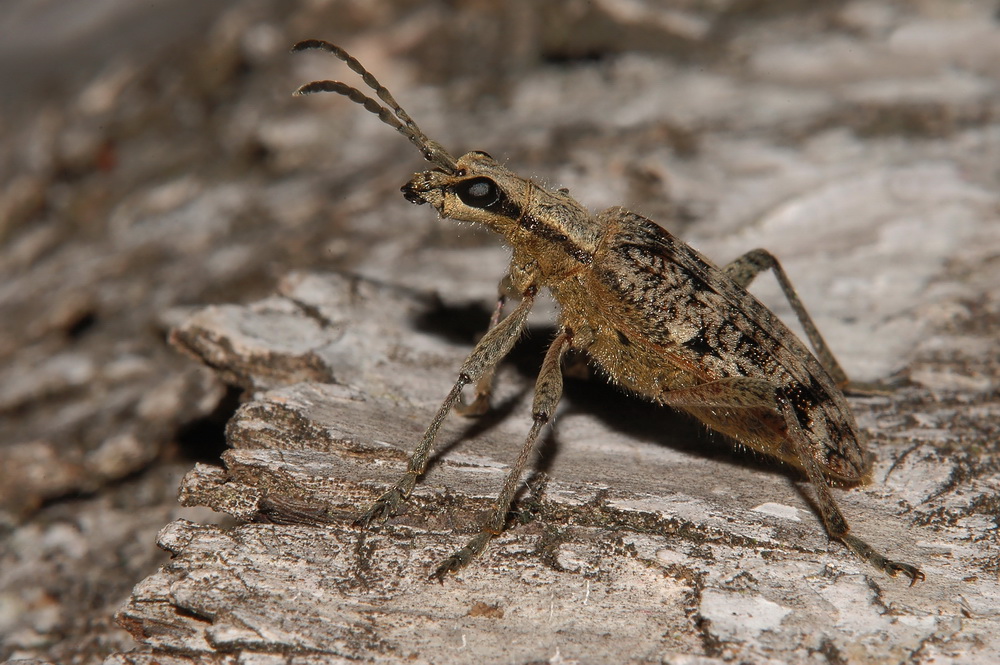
[724,249,850,387]
[356,287,536,527]
[432,328,572,579]
[659,377,924,584]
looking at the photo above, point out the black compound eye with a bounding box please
[454,177,500,209]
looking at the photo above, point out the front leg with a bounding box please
[432,327,573,580]
[456,274,514,416]
[356,286,537,527]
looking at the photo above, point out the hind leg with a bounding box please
[660,377,924,584]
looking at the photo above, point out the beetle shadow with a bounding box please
[554,362,799,479]
[409,299,801,483]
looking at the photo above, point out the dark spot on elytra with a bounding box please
[682,331,714,356]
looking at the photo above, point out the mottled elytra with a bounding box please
[291,38,923,584]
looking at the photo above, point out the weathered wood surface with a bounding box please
[114,269,1000,664]
[2,1,999,664]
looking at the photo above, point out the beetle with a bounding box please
[292,39,923,584]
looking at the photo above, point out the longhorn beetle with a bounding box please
[291,39,923,584]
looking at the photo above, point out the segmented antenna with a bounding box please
[291,39,458,173]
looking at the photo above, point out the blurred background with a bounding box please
[1,1,998,662]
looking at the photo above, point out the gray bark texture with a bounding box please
[1,1,999,664]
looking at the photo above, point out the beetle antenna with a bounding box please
[291,39,458,173]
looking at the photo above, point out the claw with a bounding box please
[429,532,493,582]
[429,556,463,583]
[887,561,925,586]
[354,488,405,528]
